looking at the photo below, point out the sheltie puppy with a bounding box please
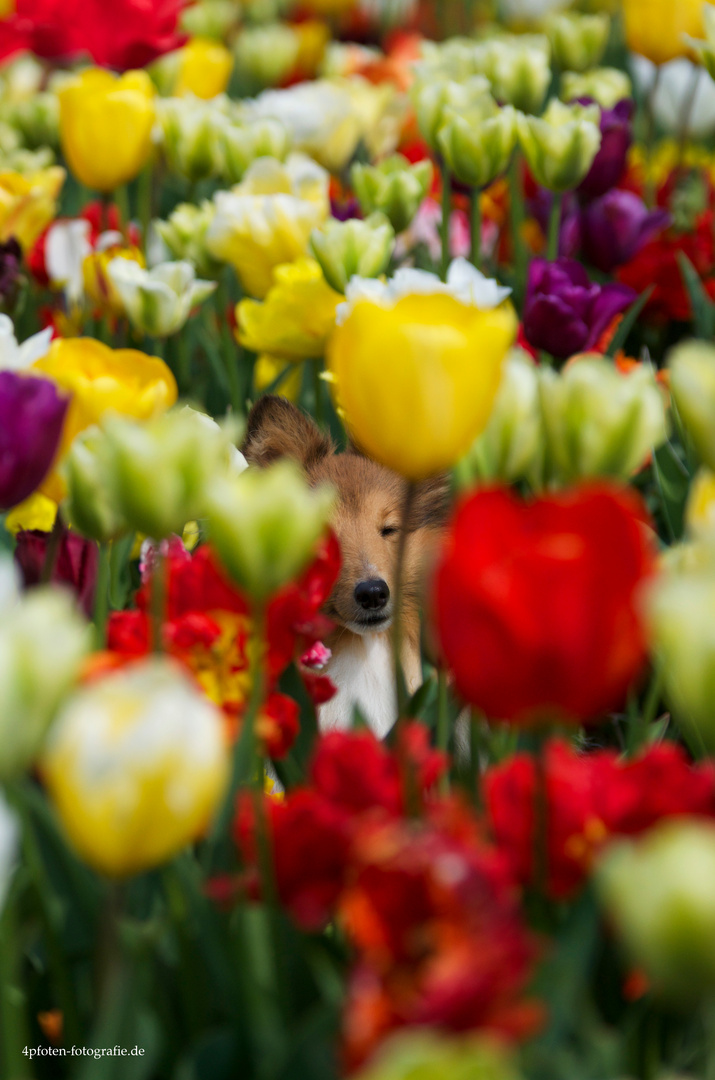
[242,395,448,737]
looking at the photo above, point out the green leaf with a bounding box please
[652,440,691,542]
[606,286,654,358]
[678,253,715,338]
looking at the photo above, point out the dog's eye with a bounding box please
[380,525,399,538]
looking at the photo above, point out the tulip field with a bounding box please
[7,0,715,1078]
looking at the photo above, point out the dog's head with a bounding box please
[243,396,449,635]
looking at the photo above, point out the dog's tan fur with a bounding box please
[243,396,448,734]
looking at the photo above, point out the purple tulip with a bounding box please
[581,190,670,273]
[14,524,98,617]
[523,258,637,359]
[0,371,68,511]
[577,99,634,201]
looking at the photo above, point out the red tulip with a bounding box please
[433,483,656,725]
[0,0,186,70]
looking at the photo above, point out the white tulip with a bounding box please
[107,259,216,338]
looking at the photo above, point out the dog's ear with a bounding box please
[243,395,333,470]
[410,474,451,529]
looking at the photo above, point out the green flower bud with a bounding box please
[233,24,300,94]
[561,67,632,109]
[206,460,334,603]
[412,75,492,152]
[647,557,715,751]
[517,98,601,191]
[63,427,128,544]
[351,154,433,235]
[103,407,246,541]
[158,97,224,182]
[547,12,610,73]
[354,1030,524,1080]
[668,341,715,472]
[309,214,394,293]
[458,348,544,487]
[220,117,291,184]
[539,357,668,484]
[437,103,517,190]
[484,35,551,115]
[0,562,91,780]
[156,201,222,280]
[180,0,240,40]
[5,92,60,150]
[598,820,715,1002]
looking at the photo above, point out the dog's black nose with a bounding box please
[354,579,390,611]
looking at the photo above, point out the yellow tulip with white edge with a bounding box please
[437,103,518,191]
[58,69,155,192]
[561,68,632,110]
[351,155,433,235]
[327,260,517,480]
[206,153,330,298]
[42,658,229,878]
[0,166,65,249]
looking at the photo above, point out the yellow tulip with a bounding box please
[42,658,229,877]
[206,154,330,298]
[4,492,57,535]
[82,245,146,317]
[175,37,234,99]
[237,258,341,361]
[33,337,177,501]
[58,69,156,193]
[622,0,704,64]
[327,293,517,479]
[0,166,65,250]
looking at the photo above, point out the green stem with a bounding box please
[533,731,549,897]
[13,781,82,1046]
[177,328,192,393]
[470,188,482,271]
[508,151,526,302]
[217,277,242,415]
[138,159,154,254]
[469,710,483,810]
[93,541,111,647]
[312,359,324,428]
[392,483,420,816]
[440,162,452,282]
[114,185,130,235]
[0,870,31,1079]
[205,608,267,870]
[547,191,563,262]
[436,669,450,795]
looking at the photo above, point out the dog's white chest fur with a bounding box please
[319,633,397,739]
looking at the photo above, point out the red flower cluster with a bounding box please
[0,0,186,70]
[107,533,341,757]
[617,210,715,324]
[235,725,448,931]
[235,727,539,1070]
[433,483,656,725]
[341,812,541,1070]
[486,739,715,900]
